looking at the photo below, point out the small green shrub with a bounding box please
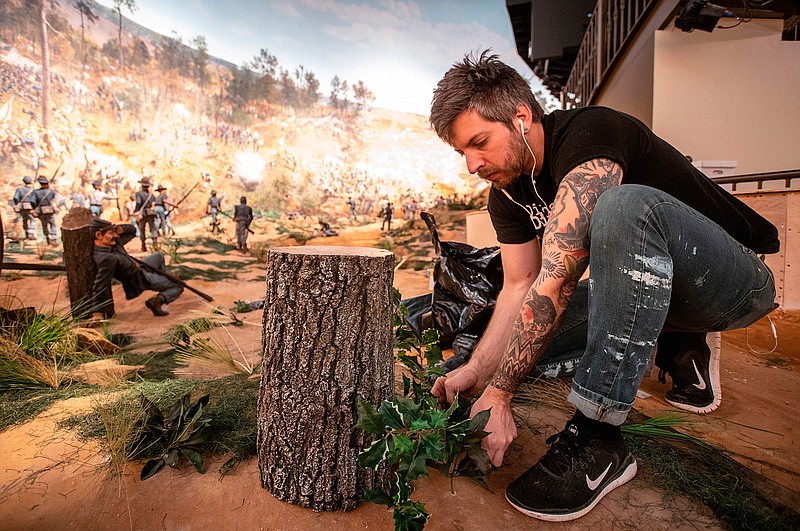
[355,289,491,531]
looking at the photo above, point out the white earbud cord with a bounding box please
[501,121,546,226]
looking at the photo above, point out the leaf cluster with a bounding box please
[137,392,214,480]
[354,289,491,530]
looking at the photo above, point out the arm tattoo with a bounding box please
[490,158,622,393]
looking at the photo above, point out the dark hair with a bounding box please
[430,50,543,145]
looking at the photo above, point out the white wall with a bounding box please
[653,20,800,175]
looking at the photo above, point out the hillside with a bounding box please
[1,1,482,232]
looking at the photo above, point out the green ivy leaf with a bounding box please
[421,433,445,462]
[407,453,429,481]
[427,409,448,429]
[410,417,432,431]
[393,500,430,531]
[355,398,386,435]
[362,488,393,507]
[379,401,406,429]
[358,437,390,470]
[469,408,491,433]
[390,434,415,461]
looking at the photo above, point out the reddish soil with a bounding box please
[1,217,797,530]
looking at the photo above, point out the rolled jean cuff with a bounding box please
[567,383,632,426]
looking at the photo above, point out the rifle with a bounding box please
[218,209,254,234]
[165,181,200,217]
[48,160,64,184]
[130,255,214,302]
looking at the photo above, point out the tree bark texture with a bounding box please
[61,207,96,319]
[258,246,394,511]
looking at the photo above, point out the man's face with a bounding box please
[449,110,528,190]
[95,228,118,247]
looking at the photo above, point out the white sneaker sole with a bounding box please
[666,331,722,414]
[506,459,638,522]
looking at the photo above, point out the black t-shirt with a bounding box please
[488,106,779,254]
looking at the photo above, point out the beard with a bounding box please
[477,130,529,190]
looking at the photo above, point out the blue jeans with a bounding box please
[537,185,775,425]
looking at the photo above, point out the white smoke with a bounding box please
[235,151,266,191]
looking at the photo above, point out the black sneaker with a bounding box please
[505,422,637,522]
[656,331,721,414]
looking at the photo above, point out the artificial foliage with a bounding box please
[355,289,492,531]
[137,392,214,480]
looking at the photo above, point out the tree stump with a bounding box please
[258,246,394,511]
[61,207,96,320]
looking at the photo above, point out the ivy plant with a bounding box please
[355,289,492,531]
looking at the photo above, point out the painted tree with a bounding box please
[352,80,375,115]
[73,0,99,72]
[112,0,137,70]
[189,35,209,92]
[38,0,50,128]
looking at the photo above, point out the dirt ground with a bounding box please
[0,215,798,530]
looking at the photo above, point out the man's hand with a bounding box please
[471,385,516,467]
[431,364,483,408]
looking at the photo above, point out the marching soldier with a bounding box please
[233,196,254,252]
[154,185,177,236]
[205,190,222,233]
[31,175,58,246]
[12,175,37,243]
[134,177,158,251]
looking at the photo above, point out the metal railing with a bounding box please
[711,169,800,192]
[564,0,657,107]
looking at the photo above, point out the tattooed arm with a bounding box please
[432,239,541,406]
[473,158,623,466]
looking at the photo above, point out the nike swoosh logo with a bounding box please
[692,360,707,390]
[586,462,613,491]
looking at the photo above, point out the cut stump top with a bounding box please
[268,246,393,258]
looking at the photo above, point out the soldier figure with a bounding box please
[206,190,222,233]
[88,179,114,217]
[31,175,58,246]
[12,175,37,243]
[134,177,158,251]
[90,219,184,319]
[154,185,177,236]
[233,196,254,252]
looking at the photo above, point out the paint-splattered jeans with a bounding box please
[538,184,776,425]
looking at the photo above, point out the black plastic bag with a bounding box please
[418,211,503,348]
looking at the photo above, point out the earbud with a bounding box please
[518,119,528,134]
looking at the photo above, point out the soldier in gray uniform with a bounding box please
[134,177,158,251]
[154,185,177,237]
[233,196,253,252]
[205,190,222,233]
[12,175,37,243]
[31,175,58,246]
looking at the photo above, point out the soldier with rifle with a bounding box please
[154,185,177,236]
[89,219,186,319]
[163,181,200,233]
[233,196,254,252]
[134,177,158,251]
